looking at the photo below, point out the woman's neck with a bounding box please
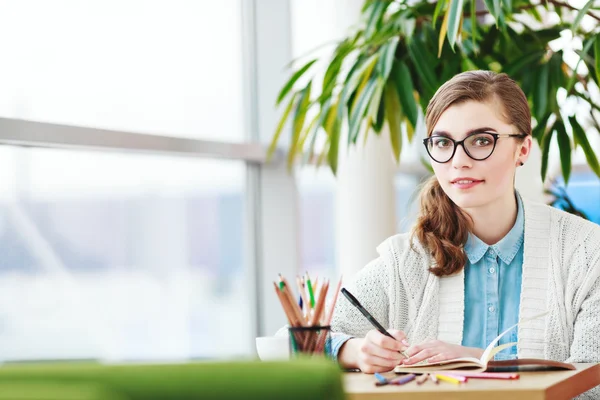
[463,192,518,245]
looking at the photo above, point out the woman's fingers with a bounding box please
[365,329,408,352]
[388,329,410,347]
[358,353,401,373]
[361,340,405,361]
[402,347,437,365]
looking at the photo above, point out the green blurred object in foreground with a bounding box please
[0,358,345,400]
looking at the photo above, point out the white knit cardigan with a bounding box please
[331,200,600,398]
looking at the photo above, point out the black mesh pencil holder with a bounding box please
[288,325,332,358]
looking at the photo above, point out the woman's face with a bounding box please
[429,99,531,211]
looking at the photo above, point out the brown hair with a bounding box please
[413,70,531,277]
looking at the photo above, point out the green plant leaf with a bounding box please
[470,0,477,50]
[338,54,379,121]
[303,99,332,164]
[372,97,386,133]
[288,83,312,170]
[503,50,545,77]
[267,93,297,161]
[377,37,400,80]
[438,3,451,57]
[540,127,555,182]
[555,122,572,184]
[365,1,387,39]
[433,0,447,29]
[447,0,465,50]
[532,113,551,142]
[405,116,415,142]
[535,62,550,121]
[351,55,380,116]
[298,112,321,159]
[276,59,317,105]
[321,55,345,101]
[528,5,543,22]
[407,39,438,97]
[348,77,378,144]
[399,17,416,39]
[367,77,386,123]
[328,120,341,175]
[483,0,501,26]
[572,0,594,34]
[392,61,419,129]
[384,81,403,162]
[361,0,374,13]
[461,58,479,71]
[570,116,600,178]
[548,53,564,113]
[566,37,595,92]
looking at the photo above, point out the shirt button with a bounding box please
[488,306,496,313]
[489,267,496,274]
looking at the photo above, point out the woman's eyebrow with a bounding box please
[431,127,499,137]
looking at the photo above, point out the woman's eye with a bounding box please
[473,137,492,146]
[433,138,451,148]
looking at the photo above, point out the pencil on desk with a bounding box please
[390,373,416,385]
[447,371,519,380]
[442,373,468,383]
[429,374,439,384]
[373,372,388,385]
[436,374,463,384]
[416,373,429,385]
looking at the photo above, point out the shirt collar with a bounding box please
[464,193,525,264]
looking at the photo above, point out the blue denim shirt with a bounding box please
[330,195,524,362]
[462,194,524,360]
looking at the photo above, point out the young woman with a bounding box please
[330,70,600,397]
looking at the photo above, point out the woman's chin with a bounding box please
[447,192,488,210]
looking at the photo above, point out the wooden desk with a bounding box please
[344,363,600,400]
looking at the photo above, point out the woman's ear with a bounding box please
[516,135,532,167]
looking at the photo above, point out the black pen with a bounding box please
[341,288,409,358]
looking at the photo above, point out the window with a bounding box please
[297,166,336,281]
[0,1,244,142]
[0,146,249,361]
[552,170,600,225]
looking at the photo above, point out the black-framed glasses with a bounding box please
[423,132,527,163]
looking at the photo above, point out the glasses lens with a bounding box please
[427,136,454,162]
[465,133,495,160]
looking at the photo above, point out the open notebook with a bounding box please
[394,312,575,373]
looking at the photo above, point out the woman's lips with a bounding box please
[450,178,484,189]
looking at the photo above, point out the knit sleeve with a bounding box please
[567,276,600,364]
[564,223,600,399]
[330,257,390,337]
[568,275,600,399]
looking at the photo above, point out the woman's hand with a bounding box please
[338,329,409,373]
[401,339,484,365]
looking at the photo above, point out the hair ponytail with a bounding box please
[412,176,473,277]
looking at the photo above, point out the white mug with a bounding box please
[255,336,290,360]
